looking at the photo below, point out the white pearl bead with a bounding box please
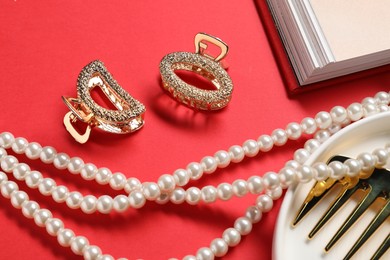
[329,161,347,180]
[196,247,214,260]
[210,238,228,257]
[38,178,56,196]
[375,91,390,105]
[113,195,130,212]
[258,134,274,152]
[66,191,83,209]
[234,217,252,235]
[22,201,39,218]
[13,163,30,180]
[201,156,218,174]
[315,111,332,129]
[1,155,18,172]
[155,193,170,205]
[0,171,7,185]
[95,167,112,185]
[312,162,330,181]
[173,169,190,186]
[80,195,97,214]
[142,182,161,200]
[357,152,376,173]
[99,255,115,260]
[183,256,197,260]
[185,187,201,205]
[53,153,70,170]
[263,172,280,190]
[245,206,262,223]
[304,139,321,154]
[68,157,84,174]
[330,106,347,124]
[286,122,302,140]
[52,185,69,203]
[201,185,217,203]
[187,162,203,180]
[362,97,377,106]
[232,179,248,197]
[25,170,43,188]
[57,228,75,247]
[217,183,233,201]
[0,132,14,148]
[347,103,363,121]
[128,190,145,209]
[285,160,300,169]
[1,180,18,198]
[34,209,52,227]
[271,129,288,146]
[345,158,362,177]
[294,148,311,164]
[25,142,42,160]
[301,117,317,134]
[11,137,28,154]
[10,190,28,208]
[314,130,331,143]
[256,195,273,212]
[297,165,313,183]
[158,174,176,192]
[242,139,260,157]
[109,172,126,190]
[124,177,141,193]
[40,146,57,164]
[222,228,241,247]
[70,236,89,255]
[46,218,64,236]
[0,147,7,160]
[229,145,245,163]
[266,186,283,199]
[373,148,389,167]
[84,245,102,260]
[81,163,97,180]
[378,104,389,112]
[170,188,186,204]
[363,103,379,117]
[329,124,342,134]
[247,176,264,194]
[97,195,114,213]
[278,167,296,188]
[214,150,230,168]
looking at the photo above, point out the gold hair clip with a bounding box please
[62,60,145,144]
[159,33,233,110]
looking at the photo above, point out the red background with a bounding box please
[0,1,389,259]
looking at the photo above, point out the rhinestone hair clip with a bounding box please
[62,60,145,144]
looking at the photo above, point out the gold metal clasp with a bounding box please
[194,32,229,63]
[62,96,94,144]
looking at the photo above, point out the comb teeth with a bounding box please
[293,155,390,259]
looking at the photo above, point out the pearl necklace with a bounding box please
[0,91,389,260]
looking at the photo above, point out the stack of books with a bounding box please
[256,0,390,93]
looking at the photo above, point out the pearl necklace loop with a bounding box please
[0,90,389,259]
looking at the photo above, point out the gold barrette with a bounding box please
[159,32,233,110]
[62,60,145,144]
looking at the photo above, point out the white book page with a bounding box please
[309,0,390,61]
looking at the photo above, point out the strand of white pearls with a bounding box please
[0,92,390,214]
[180,144,390,260]
[0,92,388,215]
[1,145,389,260]
[0,91,388,259]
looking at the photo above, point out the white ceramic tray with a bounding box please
[273,112,390,260]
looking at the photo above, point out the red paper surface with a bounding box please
[0,1,389,260]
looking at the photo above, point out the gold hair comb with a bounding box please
[293,155,389,259]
